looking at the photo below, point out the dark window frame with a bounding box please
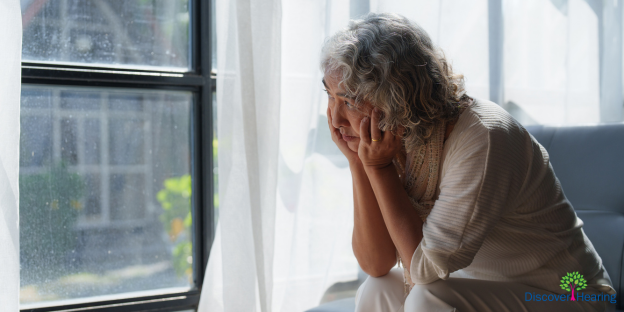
[19,0,215,311]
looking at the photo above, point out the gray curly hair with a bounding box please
[320,12,470,154]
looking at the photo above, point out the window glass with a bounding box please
[21,0,190,71]
[19,86,194,307]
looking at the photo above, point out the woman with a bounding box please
[321,13,615,312]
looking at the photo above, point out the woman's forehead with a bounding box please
[322,72,351,98]
[322,72,340,89]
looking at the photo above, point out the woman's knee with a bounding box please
[403,281,455,312]
[355,268,406,312]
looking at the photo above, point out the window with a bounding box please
[19,1,215,311]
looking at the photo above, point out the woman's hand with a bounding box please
[327,106,361,165]
[359,108,404,171]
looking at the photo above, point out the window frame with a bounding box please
[19,0,215,311]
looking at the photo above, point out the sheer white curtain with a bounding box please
[503,0,621,125]
[199,0,283,310]
[503,0,598,125]
[199,0,359,311]
[200,0,624,311]
[0,0,22,311]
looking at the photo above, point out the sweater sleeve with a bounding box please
[410,111,525,284]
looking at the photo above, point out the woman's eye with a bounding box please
[344,101,354,108]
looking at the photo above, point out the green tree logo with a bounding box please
[560,272,587,301]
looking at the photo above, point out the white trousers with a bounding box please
[355,268,616,312]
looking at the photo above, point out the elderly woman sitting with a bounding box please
[320,13,615,312]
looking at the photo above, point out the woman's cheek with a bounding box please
[347,111,366,133]
[347,139,359,152]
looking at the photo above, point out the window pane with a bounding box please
[19,85,194,307]
[21,0,190,71]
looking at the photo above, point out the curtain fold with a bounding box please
[199,0,282,311]
[0,0,22,311]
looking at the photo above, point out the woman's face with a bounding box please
[323,71,373,152]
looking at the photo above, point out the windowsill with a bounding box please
[20,286,193,310]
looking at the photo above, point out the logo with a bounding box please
[560,272,587,301]
[523,271,616,304]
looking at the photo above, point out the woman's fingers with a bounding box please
[360,116,371,144]
[371,108,382,142]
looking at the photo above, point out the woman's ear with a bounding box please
[392,126,406,138]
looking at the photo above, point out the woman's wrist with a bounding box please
[348,156,364,169]
[362,162,395,177]
[349,160,366,175]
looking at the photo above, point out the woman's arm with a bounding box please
[326,107,397,277]
[364,165,423,271]
[357,109,423,272]
[350,161,398,277]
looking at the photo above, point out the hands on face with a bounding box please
[358,108,404,170]
[327,106,403,169]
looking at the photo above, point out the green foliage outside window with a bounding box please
[157,174,192,279]
[157,137,218,279]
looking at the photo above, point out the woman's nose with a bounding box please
[330,103,349,129]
